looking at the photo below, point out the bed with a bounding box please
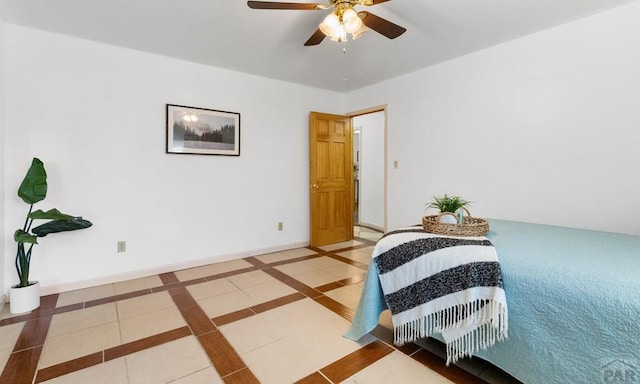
[345,219,640,384]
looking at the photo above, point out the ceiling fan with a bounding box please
[247,0,407,46]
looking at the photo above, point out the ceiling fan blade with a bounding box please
[304,28,326,46]
[247,1,324,10]
[358,11,406,39]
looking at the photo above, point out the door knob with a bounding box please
[312,184,319,189]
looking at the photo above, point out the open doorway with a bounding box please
[351,109,386,233]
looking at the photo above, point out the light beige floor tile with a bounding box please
[358,230,383,242]
[126,336,211,384]
[242,280,298,306]
[0,322,24,372]
[274,261,318,276]
[49,303,117,337]
[319,240,363,251]
[379,309,393,330]
[119,306,187,343]
[116,291,175,320]
[337,247,374,263]
[41,357,128,384]
[208,258,253,275]
[0,321,24,350]
[241,334,326,383]
[293,269,343,288]
[323,284,365,311]
[227,270,278,289]
[186,279,239,301]
[303,256,347,269]
[169,367,224,384]
[113,275,163,294]
[241,299,375,383]
[342,351,454,384]
[219,310,292,354]
[198,290,252,318]
[0,305,26,321]
[267,299,374,343]
[0,348,12,376]
[281,247,317,258]
[56,284,115,307]
[39,322,121,368]
[322,264,366,280]
[174,265,217,281]
[256,252,294,264]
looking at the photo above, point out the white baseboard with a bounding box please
[38,241,310,296]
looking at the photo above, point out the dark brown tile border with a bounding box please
[180,305,217,336]
[312,295,354,322]
[325,254,369,270]
[204,267,256,282]
[198,331,247,377]
[320,340,394,383]
[295,371,332,384]
[34,352,103,383]
[213,308,256,327]
[222,367,261,384]
[13,315,53,352]
[105,326,192,361]
[85,289,152,308]
[0,346,43,384]
[251,292,306,314]
[167,286,199,309]
[315,281,344,293]
[159,271,180,285]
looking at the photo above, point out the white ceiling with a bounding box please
[0,0,636,92]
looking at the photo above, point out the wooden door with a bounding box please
[309,112,353,246]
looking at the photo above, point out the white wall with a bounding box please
[353,112,385,230]
[2,25,344,294]
[346,1,640,235]
[0,12,6,301]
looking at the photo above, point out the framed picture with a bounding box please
[166,104,240,156]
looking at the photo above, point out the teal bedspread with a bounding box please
[345,219,640,383]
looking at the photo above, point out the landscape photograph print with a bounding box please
[166,104,240,156]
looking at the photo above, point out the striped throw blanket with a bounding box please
[374,227,508,364]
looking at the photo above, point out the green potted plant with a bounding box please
[426,194,471,224]
[11,158,92,314]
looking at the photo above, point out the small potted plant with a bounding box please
[426,194,471,224]
[11,158,92,314]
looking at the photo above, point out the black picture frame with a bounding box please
[166,104,240,156]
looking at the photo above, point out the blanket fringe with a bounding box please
[393,299,508,365]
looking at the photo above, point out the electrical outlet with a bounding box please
[117,241,126,253]
[278,222,284,231]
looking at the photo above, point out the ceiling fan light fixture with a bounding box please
[351,24,368,40]
[330,23,347,42]
[342,8,362,33]
[319,13,340,37]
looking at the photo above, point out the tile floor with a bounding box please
[0,227,521,384]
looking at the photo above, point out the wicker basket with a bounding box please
[422,208,489,237]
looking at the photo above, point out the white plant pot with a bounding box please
[10,281,41,314]
[438,214,458,224]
